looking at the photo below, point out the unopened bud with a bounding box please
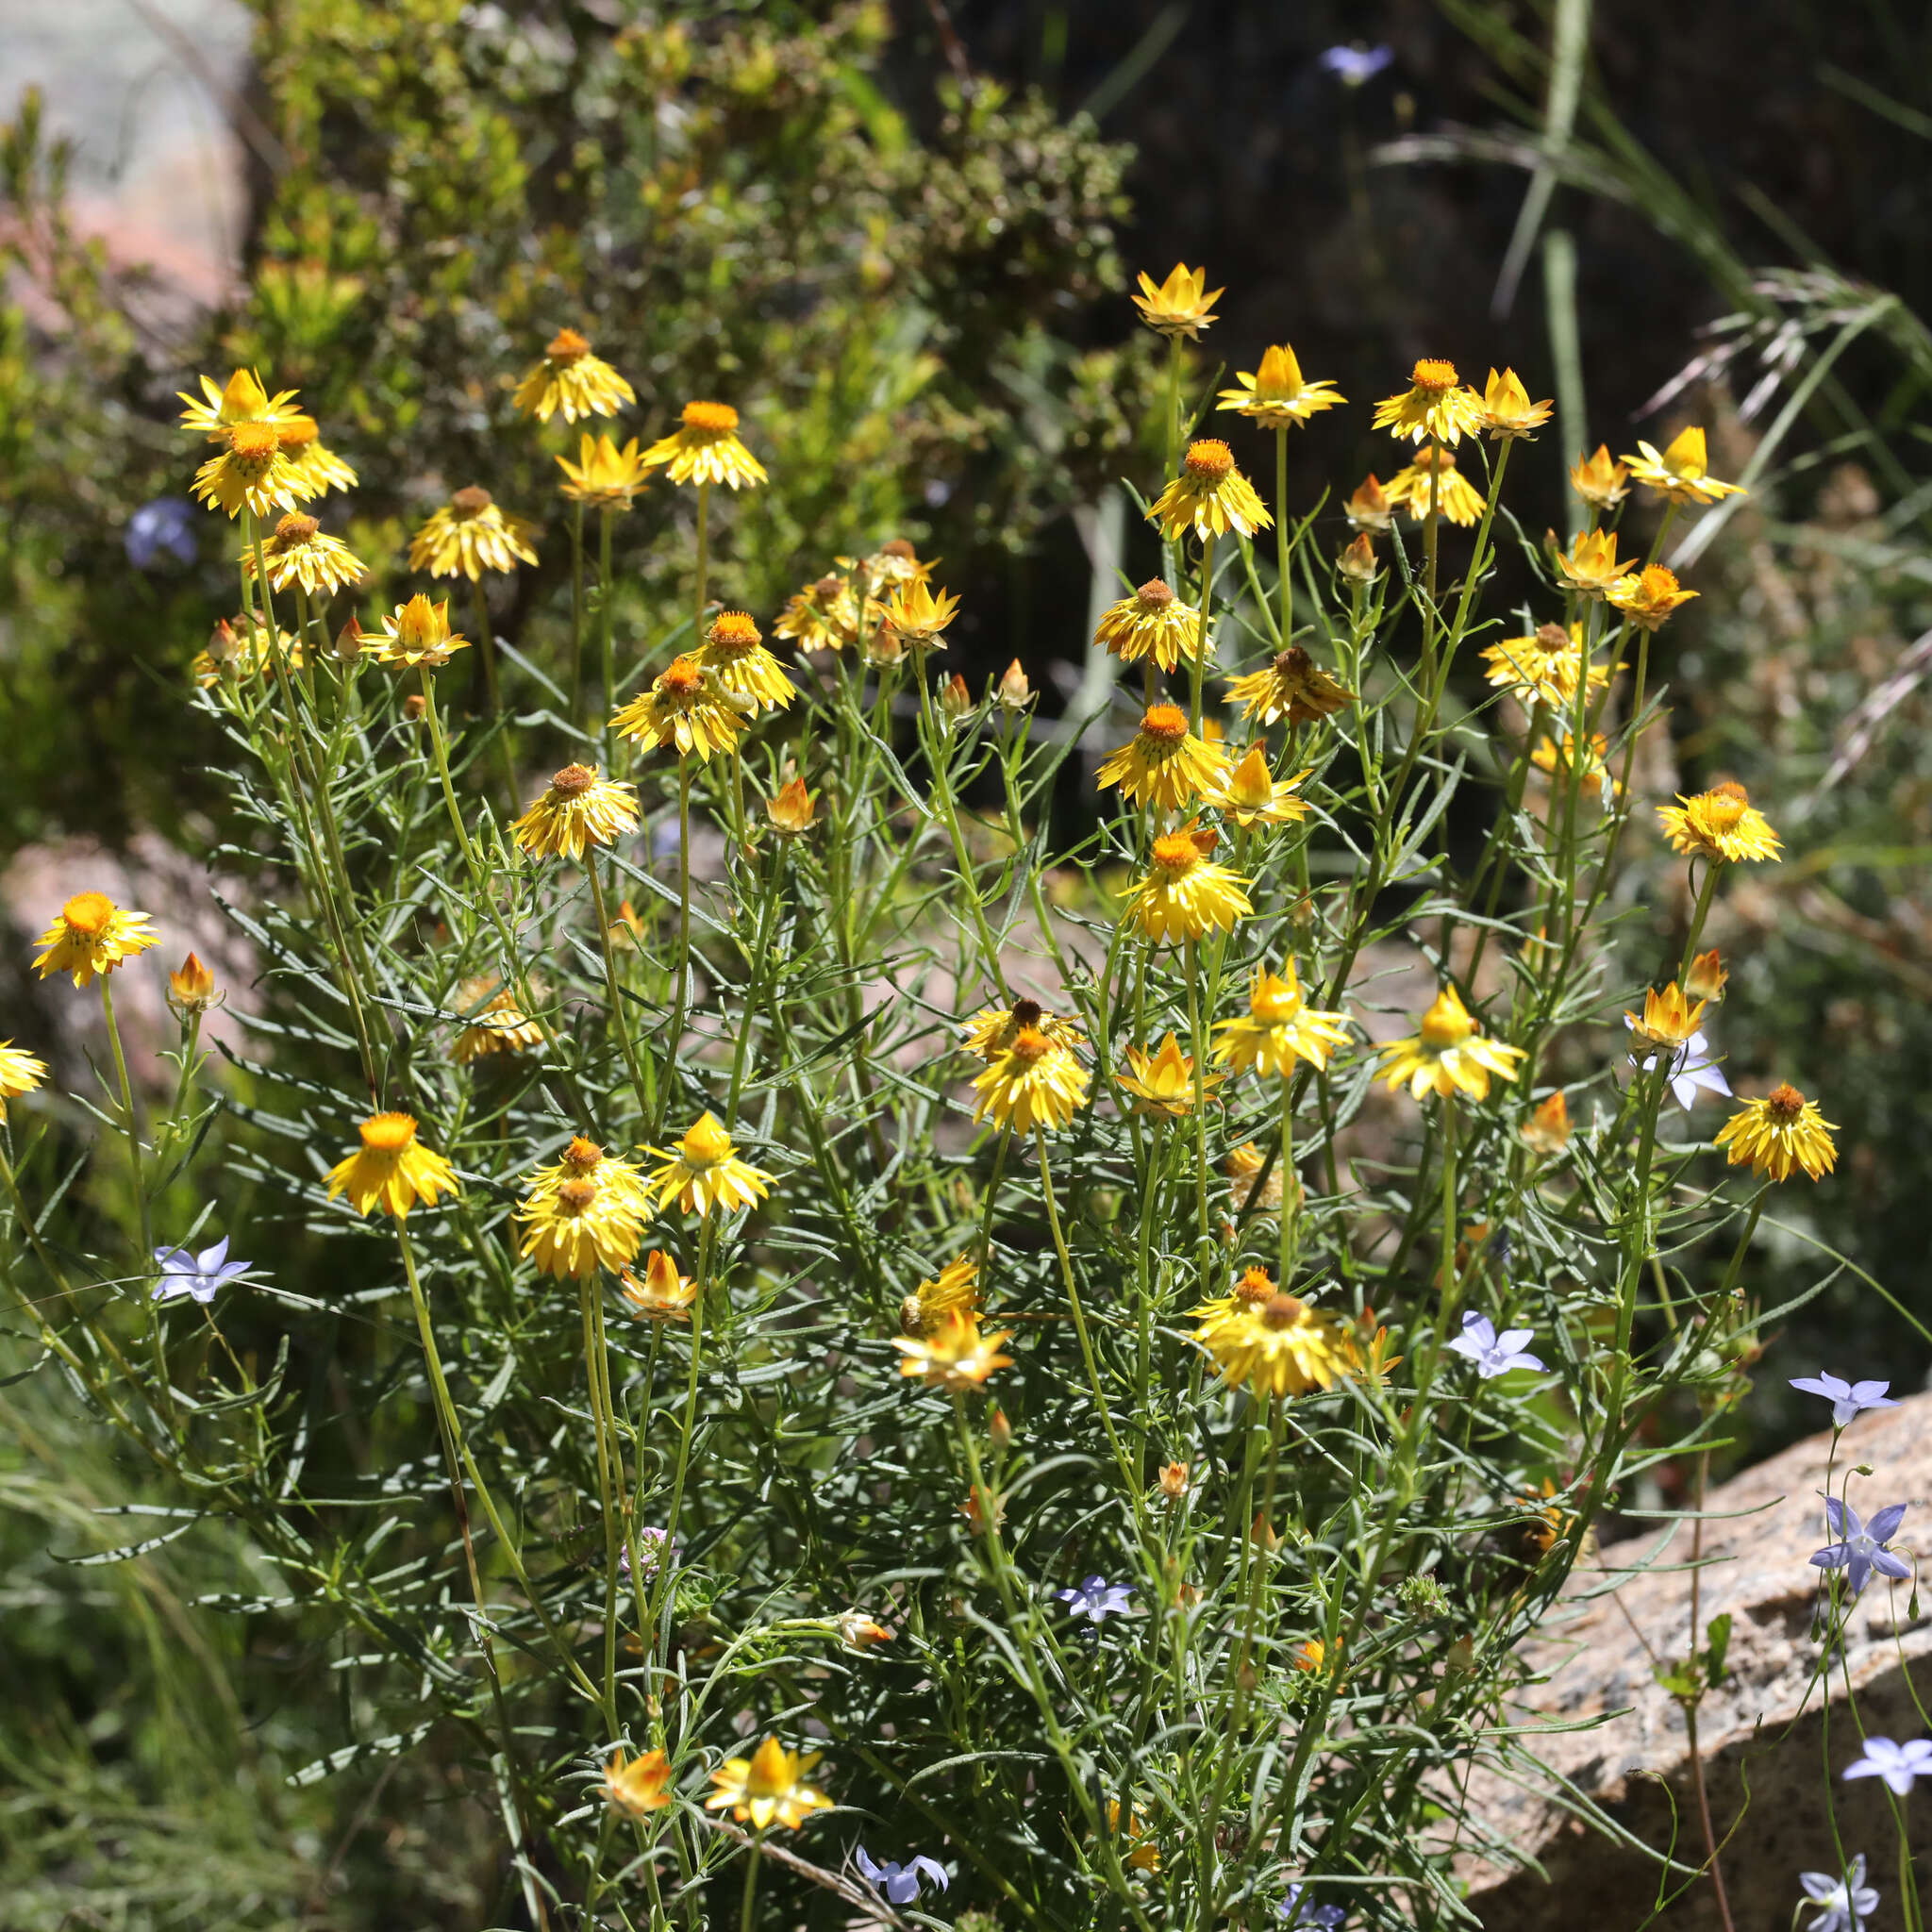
[989,1406,1013,1450]
[1158,1460,1189,1501]
[404,693,427,722]
[996,658,1033,709]
[1337,532,1380,583]
[167,951,222,1016]
[332,614,367,663]
[939,673,973,723]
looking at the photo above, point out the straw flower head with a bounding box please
[1607,565,1697,631]
[374,595,469,670]
[1657,781,1781,864]
[620,1249,699,1320]
[1093,577,1206,671]
[1213,961,1353,1077]
[647,1112,773,1218]
[517,1140,651,1278]
[514,327,635,423]
[192,419,308,520]
[177,366,306,441]
[699,610,796,714]
[1531,731,1618,804]
[1372,358,1484,446]
[960,996,1085,1064]
[512,763,640,860]
[881,578,960,652]
[1625,981,1707,1054]
[612,656,746,761]
[275,415,357,497]
[1478,366,1553,439]
[601,1748,673,1819]
[1377,985,1524,1102]
[1133,262,1222,340]
[1555,527,1626,596]
[971,1025,1090,1133]
[1346,474,1393,532]
[555,433,650,510]
[1096,704,1226,811]
[325,1112,460,1218]
[1686,948,1728,1003]
[409,487,539,580]
[244,513,366,596]
[0,1041,49,1115]
[1623,425,1744,506]
[1217,343,1344,428]
[1479,622,1607,711]
[1116,1033,1223,1119]
[1225,645,1354,727]
[641,400,768,490]
[765,777,819,837]
[893,1310,1015,1392]
[774,573,861,654]
[451,977,545,1063]
[1215,746,1310,828]
[1124,824,1252,944]
[902,1253,980,1336]
[706,1737,831,1832]
[1383,444,1484,526]
[33,892,158,988]
[1714,1083,1837,1183]
[1571,444,1629,511]
[1149,439,1273,542]
[1521,1091,1573,1156]
[1194,1289,1355,1398]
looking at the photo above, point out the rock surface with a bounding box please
[1464,1392,1932,1927]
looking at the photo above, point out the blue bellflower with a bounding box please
[1446,1313,1543,1379]
[1798,1854,1879,1932]
[1843,1736,1932,1794]
[1056,1574,1132,1623]
[1282,1881,1347,1928]
[125,496,199,571]
[1811,1497,1910,1597]
[1790,1374,1899,1431]
[1317,44,1393,88]
[855,1846,949,1903]
[152,1236,250,1304]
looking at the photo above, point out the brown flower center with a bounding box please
[451,486,493,516]
[546,327,591,360]
[61,891,114,935]
[878,538,917,561]
[1183,439,1235,481]
[1008,998,1043,1030]
[551,763,596,797]
[275,513,320,544]
[563,1137,604,1172]
[681,399,739,434]
[1274,646,1312,678]
[812,574,845,599]
[1766,1082,1806,1121]
[1141,704,1189,745]
[1701,781,1749,832]
[1411,358,1458,391]
[1534,623,1570,652]
[1135,577,1175,608]
[557,1178,598,1213]
[1260,1291,1307,1331]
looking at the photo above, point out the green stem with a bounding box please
[1275,426,1292,649]
[1191,531,1217,732]
[738,1838,762,1932]
[588,863,657,1127]
[569,502,586,726]
[692,481,711,647]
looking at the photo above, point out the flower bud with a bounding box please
[1158,1460,1189,1501]
[167,951,222,1016]
[939,673,973,724]
[1337,532,1380,583]
[988,1405,1013,1451]
[404,693,427,722]
[996,658,1033,710]
[332,613,367,663]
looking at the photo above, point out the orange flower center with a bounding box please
[275,513,320,544]
[563,1138,604,1172]
[1151,831,1202,875]
[1260,1291,1308,1331]
[546,327,591,360]
[359,1112,419,1154]
[451,486,493,516]
[277,415,318,450]
[1135,577,1174,608]
[707,611,761,655]
[229,421,279,462]
[878,538,917,561]
[557,1177,599,1213]
[660,656,704,697]
[1637,566,1678,598]
[551,763,596,797]
[1183,439,1235,481]
[1141,704,1189,745]
[1701,782,1749,833]
[1008,1026,1052,1064]
[1410,358,1458,391]
[1766,1082,1806,1122]
[61,891,115,935]
[681,399,739,434]
[1233,1267,1276,1306]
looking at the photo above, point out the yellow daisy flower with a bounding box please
[1383,445,1485,526]
[513,327,636,424]
[699,610,796,714]
[1478,622,1608,711]
[0,1040,49,1114]
[970,1026,1091,1133]
[1520,1090,1573,1156]
[620,1249,699,1321]
[1226,1141,1283,1215]
[1554,526,1628,597]
[511,762,641,860]
[1216,343,1345,428]
[705,1737,831,1832]
[1212,961,1353,1077]
[765,776,819,837]
[641,399,768,490]
[1607,564,1697,632]
[601,1748,673,1819]
[882,578,961,651]
[325,1112,461,1218]
[612,655,747,762]
[1477,366,1553,439]
[373,594,469,671]
[192,420,308,520]
[1714,1082,1837,1183]
[1107,1801,1162,1873]
[1188,1261,1287,1325]
[516,1139,651,1278]
[1656,781,1781,864]
[450,977,545,1063]
[1095,703,1226,811]
[892,1309,1015,1391]
[176,366,306,441]
[32,892,158,988]
[1625,981,1707,1054]
[646,1112,773,1217]
[1092,577,1207,671]
[1345,474,1393,532]
[1214,745,1310,828]
[1371,358,1485,446]
[242,512,366,597]
[1570,444,1629,512]
[408,487,540,580]
[774,573,861,654]
[1193,1289,1355,1398]
[275,416,358,497]
[1124,824,1252,945]
[1132,261,1223,340]
[555,432,650,510]
[1148,439,1273,542]
[959,996,1086,1064]
[1622,425,1744,506]
[1529,731,1617,802]
[1376,986,1524,1102]
[1225,645,1355,727]
[901,1254,981,1335]
[1116,1033,1223,1119]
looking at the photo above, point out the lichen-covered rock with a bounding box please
[1465,1393,1932,1927]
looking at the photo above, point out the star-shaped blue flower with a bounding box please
[1055,1574,1133,1623]
[1790,1373,1899,1431]
[152,1236,250,1305]
[855,1847,949,1903]
[1843,1736,1932,1795]
[1798,1853,1879,1932]
[1446,1313,1543,1379]
[1811,1496,1910,1597]
[1282,1881,1346,1928]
